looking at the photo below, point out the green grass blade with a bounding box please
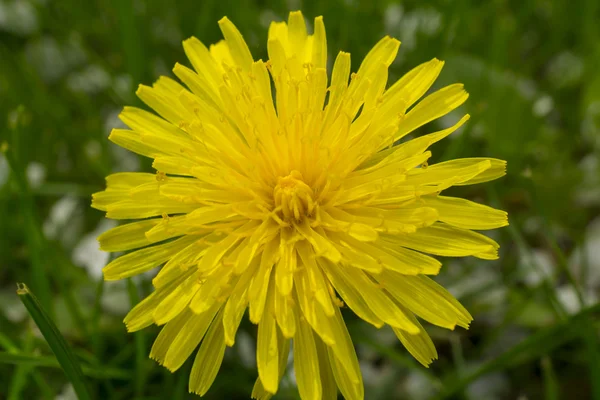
[6,106,54,319]
[436,302,600,399]
[127,278,149,397]
[541,357,560,400]
[17,283,92,400]
[583,322,600,400]
[0,352,131,380]
[8,331,35,400]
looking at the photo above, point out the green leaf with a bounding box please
[17,283,92,400]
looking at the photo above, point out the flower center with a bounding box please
[273,170,315,221]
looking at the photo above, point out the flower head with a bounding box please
[93,11,507,400]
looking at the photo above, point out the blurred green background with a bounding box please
[1,0,600,399]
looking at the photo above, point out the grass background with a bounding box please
[1,0,600,398]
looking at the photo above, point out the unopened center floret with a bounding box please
[273,170,316,221]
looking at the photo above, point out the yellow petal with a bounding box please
[311,16,327,69]
[163,302,221,371]
[153,270,201,325]
[107,129,162,159]
[182,36,222,93]
[333,266,419,333]
[222,264,255,346]
[105,199,197,220]
[275,241,296,296]
[136,79,192,125]
[152,234,212,288]
[422,195,508,230]
[314,335,339,400]
[189,268,233,314]
[325,316,364,400]
[274,289,296,338]
[293,267,338,345]
[172,62,222,109]
[294,220,341,263]
[256,281,280,394]
[150,309,190,364]
[251,330,290,400]
[417,158,507,186]
[119,106,186,139]
[321,259,384,328]
[209,40,234,69]
[383,57,445,109]
[373,241,442,275]
[356,36,400,75]
[287,11,308,56]
[123,271,190,332]
[218,17,254,71]
[392,83,469,143]
[152,156,197,175]
[386,223,499,260]
[322,52,350,130]
[249,239,278,323]
[97,219,160,251]
[293,318,322,400]
[189,308,227,396]
[392,307,438,367]
[296,240,335,316]
[102,235,198,280]
[380,272,472,330]
[325,304,362,385]
[359,114,470,170]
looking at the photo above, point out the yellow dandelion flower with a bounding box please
[93,11,508,400]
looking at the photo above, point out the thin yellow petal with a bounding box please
[163,303,220,371]
[102,235,198,280]
[274,289,296,338]
[153,271,201,325]
[107,129,161,159]
[97,219,160,251]
[414,157,507,186]
[422,195,509,230]
[326,326,363,400]
[380,272,473,330]
[249,239,278,323]
[119,106,186,139]
[358,114,470,170]
[218,17,254,71]
[256,281,280,394]
[275,240,296,296]
[182,36,223,93]
[383,57,445,109]
[294,318,322,400]
[311,16,327,69]
[124,271,190,332]
[314,335,339,400]
[334,266,419,333]
[189,308,227,396]
[251,330,290,400]
[321,259,384,328]
[150,309,190,365]
[392,307,438,367]
[324,304,362,385]
[293,268,338,345]
[392,83,469,143]
[386,222,499,260]
[223,259,258,346]
[136,79,192,125]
